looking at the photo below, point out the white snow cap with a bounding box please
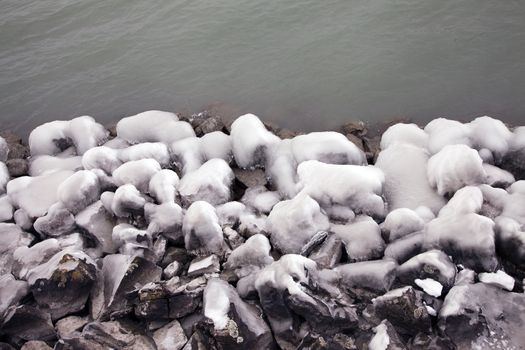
[424,118,472,154]
[380,123,429,150]
[29,116,108,156]
[118,142,171,166]
[82,146,122,174]
[183,201,224,253]
[112,158,161,193]
[414,278,443,297]
[29,155,83,176]
[427,144,487,196]
[382,208,426,242]
[368,320,390,350]
[268,192,329,254]
[478,270,515,291]
[116,110,195,144]
[57,170,100,214]
[148,169,180,204]
[230,114,280,169]
[332,216,385,262]
[297,160,385,217]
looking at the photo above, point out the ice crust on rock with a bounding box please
[148,169,179,204]
[29,155,82,176]
[113,158,161,193]
[183,201,224,253]
[331,216,385,262]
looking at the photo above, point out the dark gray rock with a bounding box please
[7,142,29,160]
[167,276,207,319]
[500,148,525,180]
[152,319,188,350]
[371,286,432,337]
[133,282,169,321]
[195,116,225,136]
[407,333,456,350]
[55,315,89,339]
[20,341,53,350]
[336,259,398,293]
[5,158,29,177]
[308,233,343,269]
[233,168,267,188]
[439,283,525,350]
[0,305,56,343]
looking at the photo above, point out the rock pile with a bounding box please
[1,111,525,349]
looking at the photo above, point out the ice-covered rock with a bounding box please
[0,136,8,162]
[67,116,109,155]
[0,223,34,275]
[29,155,82,176]
[116,110,195,144]
[291,131,366,165]
[483,163,515,187]
[376,143,445,213]
[265,139,299,198]
[225,234,273,277]
[112,224,151,256]
[170,137,204,174]
[203,278,274,349]
[380,123,429,150]
[200,131,232,161]
[424,213,497,272]
[148,169,179,204]
[81,146,122,174]
[501,126,525,180]
[7,170,75,218]
[396,250,456,290]
[336,259,398,292]
[468,116,513,162]
[268,192,329,254]
[0,195,14,222]
[381,208,425,242]
[427,144,487,195]
[424,118,472,154]
[241,186,280,214]
[183,201,224,254]
[439,283,525,349]
[75,201,117,253]
[187,255,220,277]
[230,114,280,169]
[57,170,100,214]
[110,185,147,217]
[179,158,234,206]
[0,274,29,321]
[145,202,184,243]
[331,216,385,262]
[297,160,386,218]
[478,270,515,291]
[437,185,483,217]
[153,319,187,350]
[33,203,75,237]
[113,158,161,193]
[118,142,170,166]
[368,319,406,350]
[0,162,9,196]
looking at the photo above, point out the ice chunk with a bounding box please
[424,213,497,272]
[297,160,385,217]
[241,186,280,214]
[116,110,195,144]
[183,201,224,253]
[336,259,398,292]
[216,201,247,227]
[0,195,14,222]
[368,321,390,350]
[428,144,487,195]
[268,192,329,254]
[376,143,445,213]
[113,158,161,193]
[424,118,471,154]
[57,170,100,213]
[82,146,122,174]
[200,131,232,161]
[468,116,512,161]
[179,159,234,206]
[381,208,425,242]
[230,114,280,169]
[6,170,74,218]
[28,120,71,156]
[29,155,83,176]
[0,162,9,195]
[478,270,515,291]
[171,137,204,174]
[12,239,61,280]
[291,131,366,165]
[380,123,429,150]
[118,142,171,166]
[149,169,179,204]
[331,216,385,262]
[414,278,443,297]
[111,184,147,217]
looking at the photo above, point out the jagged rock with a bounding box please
[29,250,97,320]
[153,320,188,350]
[55,315,89,339]
[368,319,406,350]
[6,159,29,177]
[336,259,398,293]
[307,233,343,269]
[163,261,182,280]
[90,255,161,320]
[233,168,267,188]
[33,203,75,238]
[187,255,221,277]
[297,332,359,350]
[75,201,117,253]
[0,305,56,343]
[407,333,456,350]
[396,250,457,290]
[160,247,192,269]
[201,278,274,350]
[439,283,525,349]
[7,142,29,160]
[223,227,245,250]
[371,286,432,337]
[133,282,169,321]
[182,332,209,350]
[20,341,52,350]
[195,116,225,136]
[167,276,207,319]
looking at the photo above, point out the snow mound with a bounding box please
[424,118,472,154]
[183,201,224,253]
[381,208,426,242]
[118,142,171,166]
[57,170,100,214]
[29,155,83,176]
[82,146,122,174]
[380,123,429,150]
[112,158,161,193]
[331,216,385,262]
[148,169,179,204]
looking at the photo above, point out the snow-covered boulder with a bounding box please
[200,131,232,162]
[112,158,161,193]
[297,160,386,217]
[424,118,471,154]
[81,146,122,174]
[268,192,329,254]
[468,116,513,162]
[230,114,280,169]
[182,201,224,254]
[148,169,179,204]
[381,208,426,242]
[75,201,117,254]
[0,195,14,222]
[380,123,429,150]
[331,216,385,262]
[116,110,195,144]
[57,170,100,214]
[179,158,234,206]
[336,259,398,292]
[427,144,487,195]
[396,249,457,290]
[33,203,75,238]
[225,234,274,277]
[145,202,184,243]
[110,184,147,217]
[29,155,83,176]
[118,142,171,166]
[241,186,280,214]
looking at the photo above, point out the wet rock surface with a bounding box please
[1,112,525,349]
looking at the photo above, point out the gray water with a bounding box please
[1,0,525,136]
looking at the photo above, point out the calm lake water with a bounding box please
[1,0,525,136]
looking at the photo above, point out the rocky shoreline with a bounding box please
[1,110,525,350]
